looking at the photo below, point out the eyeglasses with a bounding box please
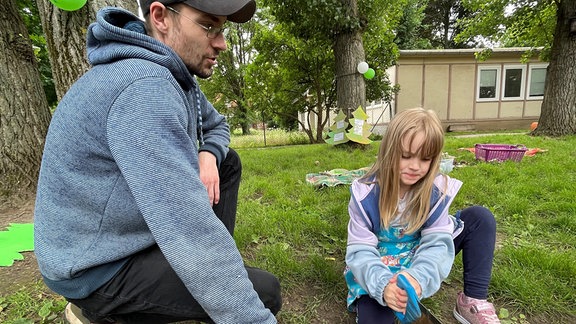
[166,6,227,39]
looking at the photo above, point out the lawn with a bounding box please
[0,131,574,323]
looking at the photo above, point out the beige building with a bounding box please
[301,47,546,134]
[390,47,546,131]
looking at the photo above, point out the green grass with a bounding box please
[234,132,575,323]
[1,131,574,323]
[230,128,310,148]
[0,281,67,323]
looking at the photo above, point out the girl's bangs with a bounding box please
[405,127,442,159]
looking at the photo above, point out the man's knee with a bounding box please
[246,266,282,315]
[219,148,242,186]
[222,148,241,172]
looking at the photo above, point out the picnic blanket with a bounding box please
[306,167,370,187]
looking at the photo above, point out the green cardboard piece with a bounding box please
[0,223,34,267]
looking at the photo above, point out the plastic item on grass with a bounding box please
[439,155,455,174]
[474,144,527,162]
[394,274,422,324]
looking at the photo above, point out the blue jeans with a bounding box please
[68,149,282,323]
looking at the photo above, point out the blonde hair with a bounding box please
[362,108,445,233]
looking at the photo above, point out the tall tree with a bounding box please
[333,0,366,116]
[36,0,139,100]
[421,0,475,48]
[263,0,403,118]
[457,0,575,136]
[394,0,431,49]
[18,0,57,106]
[247,18,337,143]
[0,0,51,191]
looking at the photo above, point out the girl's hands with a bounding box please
[383,276,407,313]
[383,273,422,313]
[397,272,422,297]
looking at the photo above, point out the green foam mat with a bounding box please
[0,223,34,266]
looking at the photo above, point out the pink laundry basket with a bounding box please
[474,144,527,162]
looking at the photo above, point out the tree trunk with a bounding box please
[534,0,576,136]
[36,0,139,100]
[238,103,251,135]
[334,0,366,118]
[0,0,52,191]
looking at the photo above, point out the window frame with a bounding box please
[527,63,548,100]
[476,65,501,102]
[501,65,527,101]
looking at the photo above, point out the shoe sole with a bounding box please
[65,303,91,324]
[453,307,472,324]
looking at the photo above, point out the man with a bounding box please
[34,0,281,323]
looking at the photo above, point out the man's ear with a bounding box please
[148,2,171,34]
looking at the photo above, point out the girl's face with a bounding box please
[398,132,432,196]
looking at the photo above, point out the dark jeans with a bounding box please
[354,206,497,323]
[357,295,395,324]
[68,149,282,323]
[454,205,496,300]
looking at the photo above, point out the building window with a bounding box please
[477,63,547,102]
[502,65,526,100]
[477,66,500,101]
[528,64,547,99]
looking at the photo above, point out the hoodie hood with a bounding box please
[86,7,196,90]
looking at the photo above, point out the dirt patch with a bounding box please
[0,192,39,295]
[0,191,35,228]
[0,252,42,295]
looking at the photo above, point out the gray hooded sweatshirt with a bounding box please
[34,7,275,323]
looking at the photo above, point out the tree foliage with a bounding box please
[199,19,259,135]
[17,0,57,106]
[422,0,475,48]
[456,0,575,136]
[457,0,556,59]
[247,10,337,142]
[254,0,403,142]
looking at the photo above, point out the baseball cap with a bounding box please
[139,0,256,23]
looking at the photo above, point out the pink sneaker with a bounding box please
[453,292,501,324]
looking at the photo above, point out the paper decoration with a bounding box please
[346,106,372,144]
[325,110,349,145]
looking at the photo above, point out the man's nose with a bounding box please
[212,34,227,51]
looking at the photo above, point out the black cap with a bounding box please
[139,0,256,23]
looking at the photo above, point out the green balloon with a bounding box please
[364,68,375,80]
[50,0,87,11]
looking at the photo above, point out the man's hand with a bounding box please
[198,151,220,206]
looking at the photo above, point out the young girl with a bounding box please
[345,107,503,324]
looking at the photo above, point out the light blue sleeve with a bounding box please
[403,231,455,298]
[346,244,394,306]
[346,181,393,306]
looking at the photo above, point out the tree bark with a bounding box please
[36,0,139,100]
[0,0,52,190]
[333,0,366,118]
[534,0,576,136]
